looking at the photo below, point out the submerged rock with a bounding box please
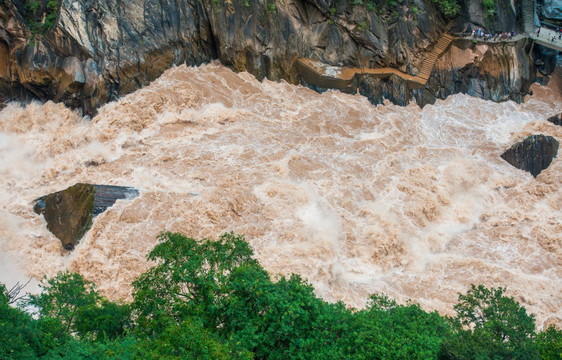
[34,184,139,250]
[501,135,559,178]
[547,113,562,126]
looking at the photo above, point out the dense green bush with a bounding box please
[23,0,59,35]
[440,284,540,359]
[1,232,560,359]
[433,0,460,17]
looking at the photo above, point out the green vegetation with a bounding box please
[1,231,560,359]
[354,0,398,13]
[482,0,496,16]
[23,0,59,35]
[266,2,276,14]
[357,20,369,32]
[433,0,460,17]
[481,0,496,26]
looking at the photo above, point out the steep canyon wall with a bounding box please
[0,0,550,113]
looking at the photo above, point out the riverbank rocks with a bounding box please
[501,135,559,177]
[33,184,139,250]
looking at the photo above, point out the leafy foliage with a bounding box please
[22,0,59,35]
[28,272,101,333]
[2,232,560,358]
[433,0,460,17]
[536,325,562,360]
[351,294,450,359]
[132,231,256,332]
[441,284,539,359]
[0,288,41,359]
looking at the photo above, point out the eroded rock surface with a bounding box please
[0,0,550,112]
[501,135,559,178]
[34,184,139,249]
[547,113,562,126]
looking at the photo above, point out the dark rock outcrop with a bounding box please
[547,113,562,126]
[501,135,559,177]
[34,183,139,250]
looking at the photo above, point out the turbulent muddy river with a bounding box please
[1,62,560,327]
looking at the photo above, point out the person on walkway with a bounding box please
[537,27,541,36]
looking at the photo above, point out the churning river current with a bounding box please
[1,62,560,328]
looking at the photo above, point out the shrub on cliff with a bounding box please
[433,0,460,17]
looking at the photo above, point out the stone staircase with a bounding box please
[416,33,455,83]
[522,0,535,34]
[296,32,456,89]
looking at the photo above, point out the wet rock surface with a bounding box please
[501,135,559,178]
[547,113,562,126]
[34,184,139,250]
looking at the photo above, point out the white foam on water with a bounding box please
[0,62,560,327]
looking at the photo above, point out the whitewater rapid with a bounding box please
[0,62,560,327]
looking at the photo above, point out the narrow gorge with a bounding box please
[0,0,561,334]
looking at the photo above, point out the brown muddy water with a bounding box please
[1,62,560,328]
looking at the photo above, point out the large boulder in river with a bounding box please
[547,113,562,126]
[501,135,559,178]
[34,184,139,250]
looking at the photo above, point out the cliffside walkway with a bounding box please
[296,33,454,91]
[529,28,562,52]
[523,0,562,51]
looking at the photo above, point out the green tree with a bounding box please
[138,319,252,360]
[27,271,130,341]
[351,294,450,359]
[441,285,539,359]
[0,284,41,359]
[73,300,131,340]
[220,262,354,359]
[28,272,101,333]
[536,325,562,360]
[131,231,257,333]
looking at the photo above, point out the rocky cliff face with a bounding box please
[0,0,554,113]
[0,0,218,114]
[422,38,535,105]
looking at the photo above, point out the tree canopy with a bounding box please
[1,231,560,359]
